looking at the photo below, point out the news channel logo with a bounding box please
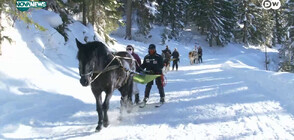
[262,0,281,10]
[16,0,46,11]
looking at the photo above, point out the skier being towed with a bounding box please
[140,44,165,104]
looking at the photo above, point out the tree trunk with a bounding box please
[243,21,247,44]
[90,0,95,25]
[209,34,213,47]
[125,0,132,40]
[209,38,213,47]
[201,27,205,34]
[265,45,268,70]
[82,0,87,26]
[275,10,281,44]
[242,0,248,44]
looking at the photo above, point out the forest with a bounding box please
[0,0,293,72]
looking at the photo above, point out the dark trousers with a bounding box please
[144,76,165,98]
[198,55,202,63]
[172,60,178,70]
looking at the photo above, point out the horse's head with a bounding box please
[76,39,111,86]
[76,39,96,86]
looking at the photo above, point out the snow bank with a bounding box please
[221,60,294,113]
[31,9,63,28]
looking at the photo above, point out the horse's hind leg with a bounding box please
[102,90,113,127]
[119,78,133,113]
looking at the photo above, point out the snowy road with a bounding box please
[2,53,294,139]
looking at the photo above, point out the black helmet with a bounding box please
[149,44,156,50]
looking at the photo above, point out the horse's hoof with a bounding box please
[103,121,109,127]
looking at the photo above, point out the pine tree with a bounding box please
[134,0,157,37]
[43,0,71,42]
[0,0,45,56]
[0,0,13,56]
[253,9,274,46]
[272,5,288,46]
[94,0,122,43]
[235,0,258,45]
[279,0,294,72]
[189,0,237,46]
[235,0,274,46]
[66,0,122,43]
[188,0,208,34]
[156,0,187,42]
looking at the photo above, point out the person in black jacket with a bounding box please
[140,44,165,103]
[198,46,203,63]
[164,45,172,55]
[171,48,180,71]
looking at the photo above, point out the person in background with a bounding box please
[164,45,171,55]
[171,48,180,71]
[140,44,165,103]
[126,45,141,104]
[198,46,203,63]
[193,45,198,64]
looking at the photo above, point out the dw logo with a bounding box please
[262,0,281,10]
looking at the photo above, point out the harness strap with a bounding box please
[90,54,135,84]
[112,55,134,86]
[90,56,117,83]
[93,65,121,74]
[115,56,134,60]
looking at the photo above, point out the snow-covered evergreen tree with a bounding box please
[235,0,261,45]
[156,0,188,42]
[235,0,276,46]
[0,0,45,55]
[279,0,294,72]
[272,2,288,46]
[189,0,237,46]
[134,0,157,38]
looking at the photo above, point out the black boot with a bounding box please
[160,97,165,103]
[143,97,148,103]
[135,94,140,104]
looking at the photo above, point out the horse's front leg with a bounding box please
[93,90,103,132]
[102,90,113,127]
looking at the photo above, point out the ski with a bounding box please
[155,102,164,108]
[139,102,147,108]
[139,102,164,108]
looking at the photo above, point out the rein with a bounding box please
[90,55,117,83]
[90,54,135,83]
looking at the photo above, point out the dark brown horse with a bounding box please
[76,39,135,132]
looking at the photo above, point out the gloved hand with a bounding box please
[145,70,154,74]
